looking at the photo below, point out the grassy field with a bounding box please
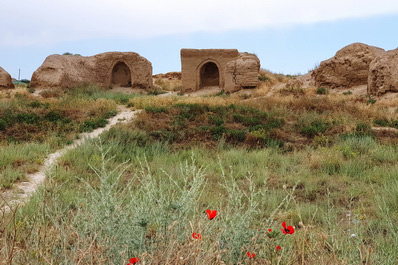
[1,82,398,264]
[0,86,141,189]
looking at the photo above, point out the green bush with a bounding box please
[144,106,168,113]
[144,106,169,113]
[210,125,227,140]
[16,113,41,124]
[208,115,224,126]
[300,120,330,137]
[374,119,389,127]
[227,129,247,142]
[316,87,328,95]
[355,123,372,136]
[79,118,108,132]
[150,129,176,142]
[0,119,6,131]
[44,110,63,122]
[265,117,285,129]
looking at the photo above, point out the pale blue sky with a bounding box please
[0,0,397,80]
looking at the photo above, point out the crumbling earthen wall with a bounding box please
[311,43,384,89]
[0,67,14,89]
[31,52,153,89]
[368,49,398,95]
[181,49,260,92]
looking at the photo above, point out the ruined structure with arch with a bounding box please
[31,52,152,89]
[181,49,260,92]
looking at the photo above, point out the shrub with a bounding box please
[355,123,372,136]
[150,129,176,142]
[300,120,330,137]
[210,125,227,140]
[80,118,108,132]
[144,106,168,113]
[374,119,389,127]
[0,119,6,131]
[316,87,328,95]
[242,117,262,127]
[227,129,247,142]
[258,74,270,82]
[208,115,224,126]
[16,113,41,124]
[44,110,63,122]
[343,90,352,95]
[265,117,285,129]
[390,120,398,129]
[233,114,245,123]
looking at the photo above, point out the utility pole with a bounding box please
[18,69,20,81]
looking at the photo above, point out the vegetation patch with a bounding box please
[135,104,285,148]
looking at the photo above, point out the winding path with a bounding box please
[1,106,140,213]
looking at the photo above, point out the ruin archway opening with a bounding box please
[111,62,131,87]
[200,62,220,88]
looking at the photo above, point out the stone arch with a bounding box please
[199,61,220,88]
[111,62,131,87]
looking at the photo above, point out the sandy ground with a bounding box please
[1,106,140,213]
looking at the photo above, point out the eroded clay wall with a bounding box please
[0,67,14,89]
[31,52,153,89]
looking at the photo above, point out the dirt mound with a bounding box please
[0,67,14,89]
[31,52,153,89]
[368,49,398,95]
[312,43,384,89]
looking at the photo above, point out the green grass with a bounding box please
[2,125,398,263]
[0,142,50,188]
[67,85,140,104]
[2,93,398,264]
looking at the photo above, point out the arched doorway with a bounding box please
[111,62,131,87]
[200,62,219,88]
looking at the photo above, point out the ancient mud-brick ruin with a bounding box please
[0,67,14,89]
[181,49,260,92]
[31,52,153,89]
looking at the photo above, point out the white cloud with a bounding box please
[1,0,398,46]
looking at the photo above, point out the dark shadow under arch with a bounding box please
[200,62,219,88]
[111,62,131,87]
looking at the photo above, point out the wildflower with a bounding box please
[246,252,256,258]
[281,222,295,235]
[127,257,140,264]
[266,228,274,238]
[276,245,282,251]
[192,232,202,239]
[206,209,217,220]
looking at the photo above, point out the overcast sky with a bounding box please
[1,0,398,79]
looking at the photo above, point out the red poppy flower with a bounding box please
[127,257,140,264]
[192,232,202,239]
[246,252,256,258]
[281,222,295,234]
[268,228,272,232]
[206,209,217,220]
[276,245,282,251]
